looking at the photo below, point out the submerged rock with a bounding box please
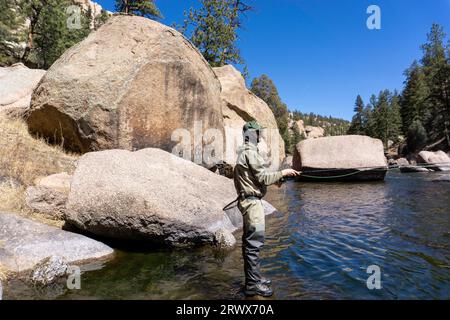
[213,65,285,167]
[0,213,114,274]
[397,158,430,173]
[26,15,224,167]
[65,148,277,247]
[0,63,45,114]
[292,135,388,181]
[418,151,450,171]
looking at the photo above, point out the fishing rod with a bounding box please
[283,162,450,180]
[223,161,450,210]
[294,161,450,174]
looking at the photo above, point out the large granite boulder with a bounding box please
[0,63,45,113]
[0,212,113,274]
[418,151,450,171]
[293,135,388,181]
[65,148,277,247]
[213,65,285,168]
[26,15,224,167]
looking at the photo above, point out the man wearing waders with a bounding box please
[234,120,300,297]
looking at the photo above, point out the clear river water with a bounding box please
[4,171,450,299]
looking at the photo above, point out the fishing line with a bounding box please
[297,162,450,180]
[222,162,450,209]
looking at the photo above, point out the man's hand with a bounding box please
[281,169,301,177]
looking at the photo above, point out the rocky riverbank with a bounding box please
[0,15,284,286]
[1,14,447,292]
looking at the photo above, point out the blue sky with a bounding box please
[96,0,450,120]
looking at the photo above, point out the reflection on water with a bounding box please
[4,172,450,299]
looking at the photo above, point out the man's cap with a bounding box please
[243,120,265,132]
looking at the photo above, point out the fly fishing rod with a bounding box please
[223,162,450,210]
[282,161,450,180]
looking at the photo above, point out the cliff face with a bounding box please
[73,0,104,15]
[73,0,109,28]
[214,65,285,168]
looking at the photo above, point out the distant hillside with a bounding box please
[291,111,350,136]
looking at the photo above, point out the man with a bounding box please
[234,120,300,297]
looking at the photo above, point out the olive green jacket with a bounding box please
[233,142,283,199]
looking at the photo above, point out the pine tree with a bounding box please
[182,0,252,67]
[251,74,290,152]
[388,92,402,143]
[33,0,91,69]
[373,90,392,148]
[400,61,430,134]
[348,95,365,134]
[115,0,162,18]
[420,23,450,146]
[407,120,428,152]
[0,0,25,65]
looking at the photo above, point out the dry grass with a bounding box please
[0,264,9,281]
[0,113,78,224]
[0,113,78,186]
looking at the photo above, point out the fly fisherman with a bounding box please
[234,120,300,297]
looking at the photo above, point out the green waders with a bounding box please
[238,197,265,286]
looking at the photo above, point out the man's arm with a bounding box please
[247,150,300,186]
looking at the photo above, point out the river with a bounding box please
[4,172,450,299]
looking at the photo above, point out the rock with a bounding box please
[292,135,387,181]
[399,166,431,173]
[25,173,73,218]
[397,157,430,173]
[73,0,110,29]
[0,212,114,274]
[387,140,394,148]
[74,0,104,16]
[280,156,293,170]
[213,65,285,168]
[34,172,72,192]
[0,63,45,113]
[65,148,277,247]
[304,125,325,139]
[418,151,450,171]
[25,186,68,219]
[296,120,306,136]
[387,158,397,166]
[30,256,68,286]
[26,15,224,168]
[209,162,234,179]
[0,176,21,189]
[214,229,236,248]
[397,158,409,166]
